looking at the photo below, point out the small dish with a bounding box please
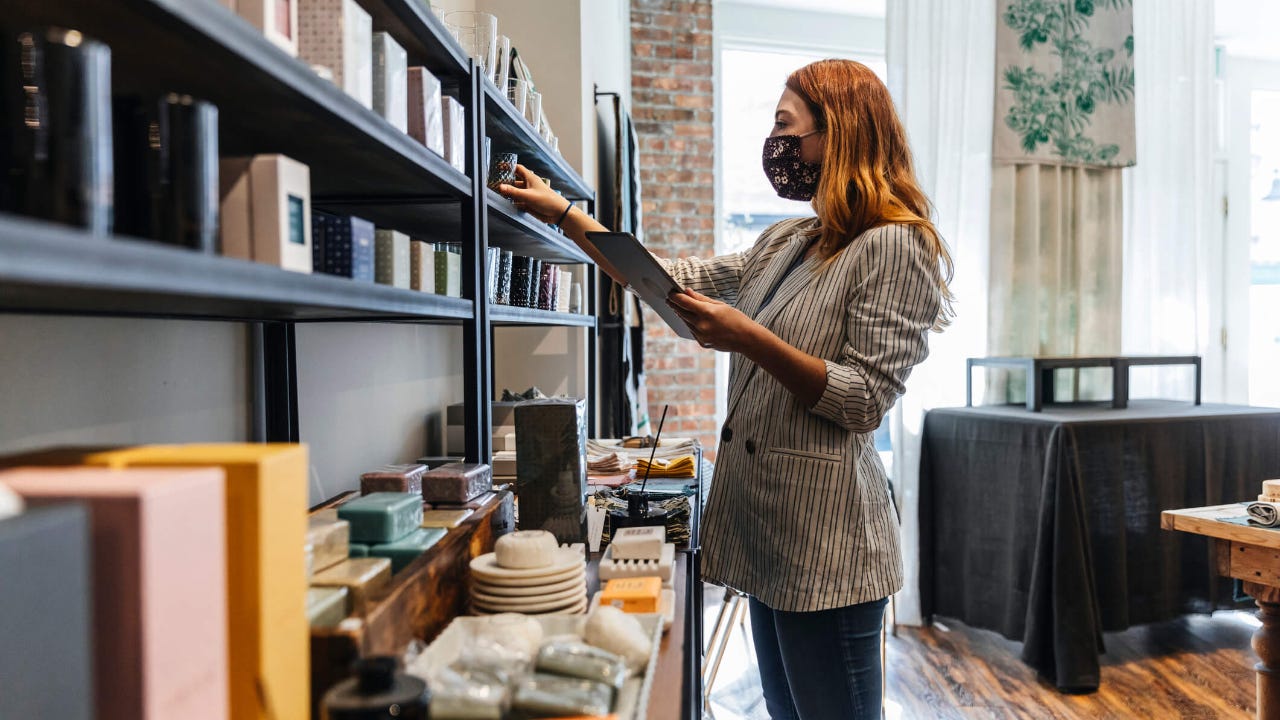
[472,582,585,610]
[472,594,587,615]
[472,569,586,598]
[471,547,582,581]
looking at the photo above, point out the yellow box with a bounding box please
[599,576,662,613]
[0,444,310,720]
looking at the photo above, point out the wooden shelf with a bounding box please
[0,215,475,322]
[489,304,596,328]
[483,81,594,201]
[10,0,471,201]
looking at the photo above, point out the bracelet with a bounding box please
[553,200,574,228]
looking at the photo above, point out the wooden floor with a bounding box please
[706,594,1260,720]
[888,615,1258,719]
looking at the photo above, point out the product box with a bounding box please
[226,0,299,57]
[298,0,373,108]
[434,246,462,298]
[407,67,444,156]
[372,31,408,133]
[311,557,391,615]
[0,444,311,720]
[0,467,229,720]
[410,239,435,292]
[220,154,312,272]
[441,95,467,173]
[313,210,374,281]
[0,505,93,720]
[558,270,573,312]
[515,398,588,544]
[375,229,411,288]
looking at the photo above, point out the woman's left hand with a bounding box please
[667,289,761,353]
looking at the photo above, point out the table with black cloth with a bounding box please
[919,400,1280,692]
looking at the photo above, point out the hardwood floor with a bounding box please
[704,590,1260,720]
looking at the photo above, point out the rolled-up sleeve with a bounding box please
[809,225,941,433]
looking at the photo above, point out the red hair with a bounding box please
[786,59,954,328]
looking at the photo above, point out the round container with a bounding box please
[494,529,558,569]
[525,89,542,128]
[487,152,518,191]
[321,656,429,720]
[444,11,497,82]
[569,282,583,314]
[509,78,530,116]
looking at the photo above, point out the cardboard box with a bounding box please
[372,32,408,133]
[298,0,373,108]
[407,67,444,156]
[228,0,299,57]
[375,229,411,288]
[410,239,435,292]
[219,154,312,273]
[441,95,466,173]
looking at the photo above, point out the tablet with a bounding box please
[583,231,696,341]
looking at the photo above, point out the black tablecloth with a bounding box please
[919,401,1280,691]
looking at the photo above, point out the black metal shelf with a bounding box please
[489,304,596,328]
[363,0,470,82]
[485,191,593,264]
[11,0,471,201]
[483,82,594,201]
[0,215,475,322]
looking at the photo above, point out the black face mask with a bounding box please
[762,130,822,201]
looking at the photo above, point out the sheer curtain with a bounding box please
[886,0,995,626]
[1122,0,1217,399]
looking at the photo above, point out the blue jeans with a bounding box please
[748,596,889,720]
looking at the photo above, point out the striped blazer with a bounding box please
[660,218,941,612]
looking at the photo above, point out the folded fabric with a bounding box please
[1247,501,1280,527]
[635,455,696,479]
[587,438,698,461]
[587,451,632,475]
[587,473,633,488]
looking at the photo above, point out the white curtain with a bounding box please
[886,0,995,626]
[1122,0,1217,399]
[987,164,1125,402]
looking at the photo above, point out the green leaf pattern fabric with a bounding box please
[995,0,1135,167]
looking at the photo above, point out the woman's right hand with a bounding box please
[496,165,571,224]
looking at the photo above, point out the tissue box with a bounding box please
[0,444,311,720]
[310,557,391,615]
[407,67,444,156]
[372,31,407,132]
[375,229,411,288]
[313,211,374,281]
[338,492,424,544]
[410,240,436,292]
[515,398,588,544]
[421,463,493,504]
[0,467,229,720]
[360,464,426,495]
[220,154,312,272]
[441,95,466,173]
[298,0,373,108]
[0,505,93,720]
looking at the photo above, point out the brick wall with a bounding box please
[630,0,718,456]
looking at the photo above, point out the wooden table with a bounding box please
[1163,504,1280,719]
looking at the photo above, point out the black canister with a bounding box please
[509,255,532,308]
[496,249,513,305]
[322,656,429,720]
[42,28,113,234]
[163,94,219,252]
[528,258,543,309]
[112,96,166,240]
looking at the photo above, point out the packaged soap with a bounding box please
[299,0,374,108]
[369,527,446,573]
[407,67,444,156]
[338,492,424,544]
[372,32,408,133]
[535,642,627,690]
[599,577,662,614]
[322,656,429,719]
[434,244,462,298]
[441,95,467,173]
[229,0,298,56]
[311,557,391,615]
[219,154,313,272]
[307,586,350,628]
[360,463,427,495]
[409,240,435,293]
[374,229,411,288]
[511,673,613,717]
[420,508,473,528]
[0,444,312,720]
[584,605,652,672]
[349,542,371,558]
[0,467,229,720]
[0,505,93,720]
[610,525,666,561]
[313,211,375,281]
[421,462,493,504]
[307,515,350,574]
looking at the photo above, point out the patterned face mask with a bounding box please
[762,130,822,201]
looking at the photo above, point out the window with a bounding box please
[1249,89,1280,407]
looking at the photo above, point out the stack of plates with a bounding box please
[469,546,588,615]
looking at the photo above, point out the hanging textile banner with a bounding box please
[994,0,1135,167]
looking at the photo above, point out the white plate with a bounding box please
[471,570,586,598]
[472,588,588,613]
[471,595,588,616]
[590,588,676,632]
[470,547,583,581]
[472,582,585,608]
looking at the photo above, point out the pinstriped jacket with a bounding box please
[660,217,941,612]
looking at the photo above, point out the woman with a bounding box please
[499,58,953,720]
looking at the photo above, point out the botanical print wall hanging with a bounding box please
[994,0,1135,167]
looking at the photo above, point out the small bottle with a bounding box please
[321,656,429,719]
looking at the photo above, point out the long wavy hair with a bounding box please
[786,59,955,328]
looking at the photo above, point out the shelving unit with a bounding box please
[0,0,598,460]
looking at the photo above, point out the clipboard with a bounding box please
[583,231,697,341]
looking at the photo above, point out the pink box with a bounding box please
[0,467,229,720]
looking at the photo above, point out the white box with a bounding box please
[373,32,408,133]
[228,0,298,57]
[408,67,444,156]
[611,526,666,561]
[375,230,411,288]
[410,240,435,292]
[558,270,573,312]
[441,96,466,173]
[219,155,313,273]
[299,0,373,109]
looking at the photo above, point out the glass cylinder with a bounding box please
[444,11,497,83]
[486,152,517,191]
[509,78,530,117]
[525,89,541,129]
[569,282,583,314]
